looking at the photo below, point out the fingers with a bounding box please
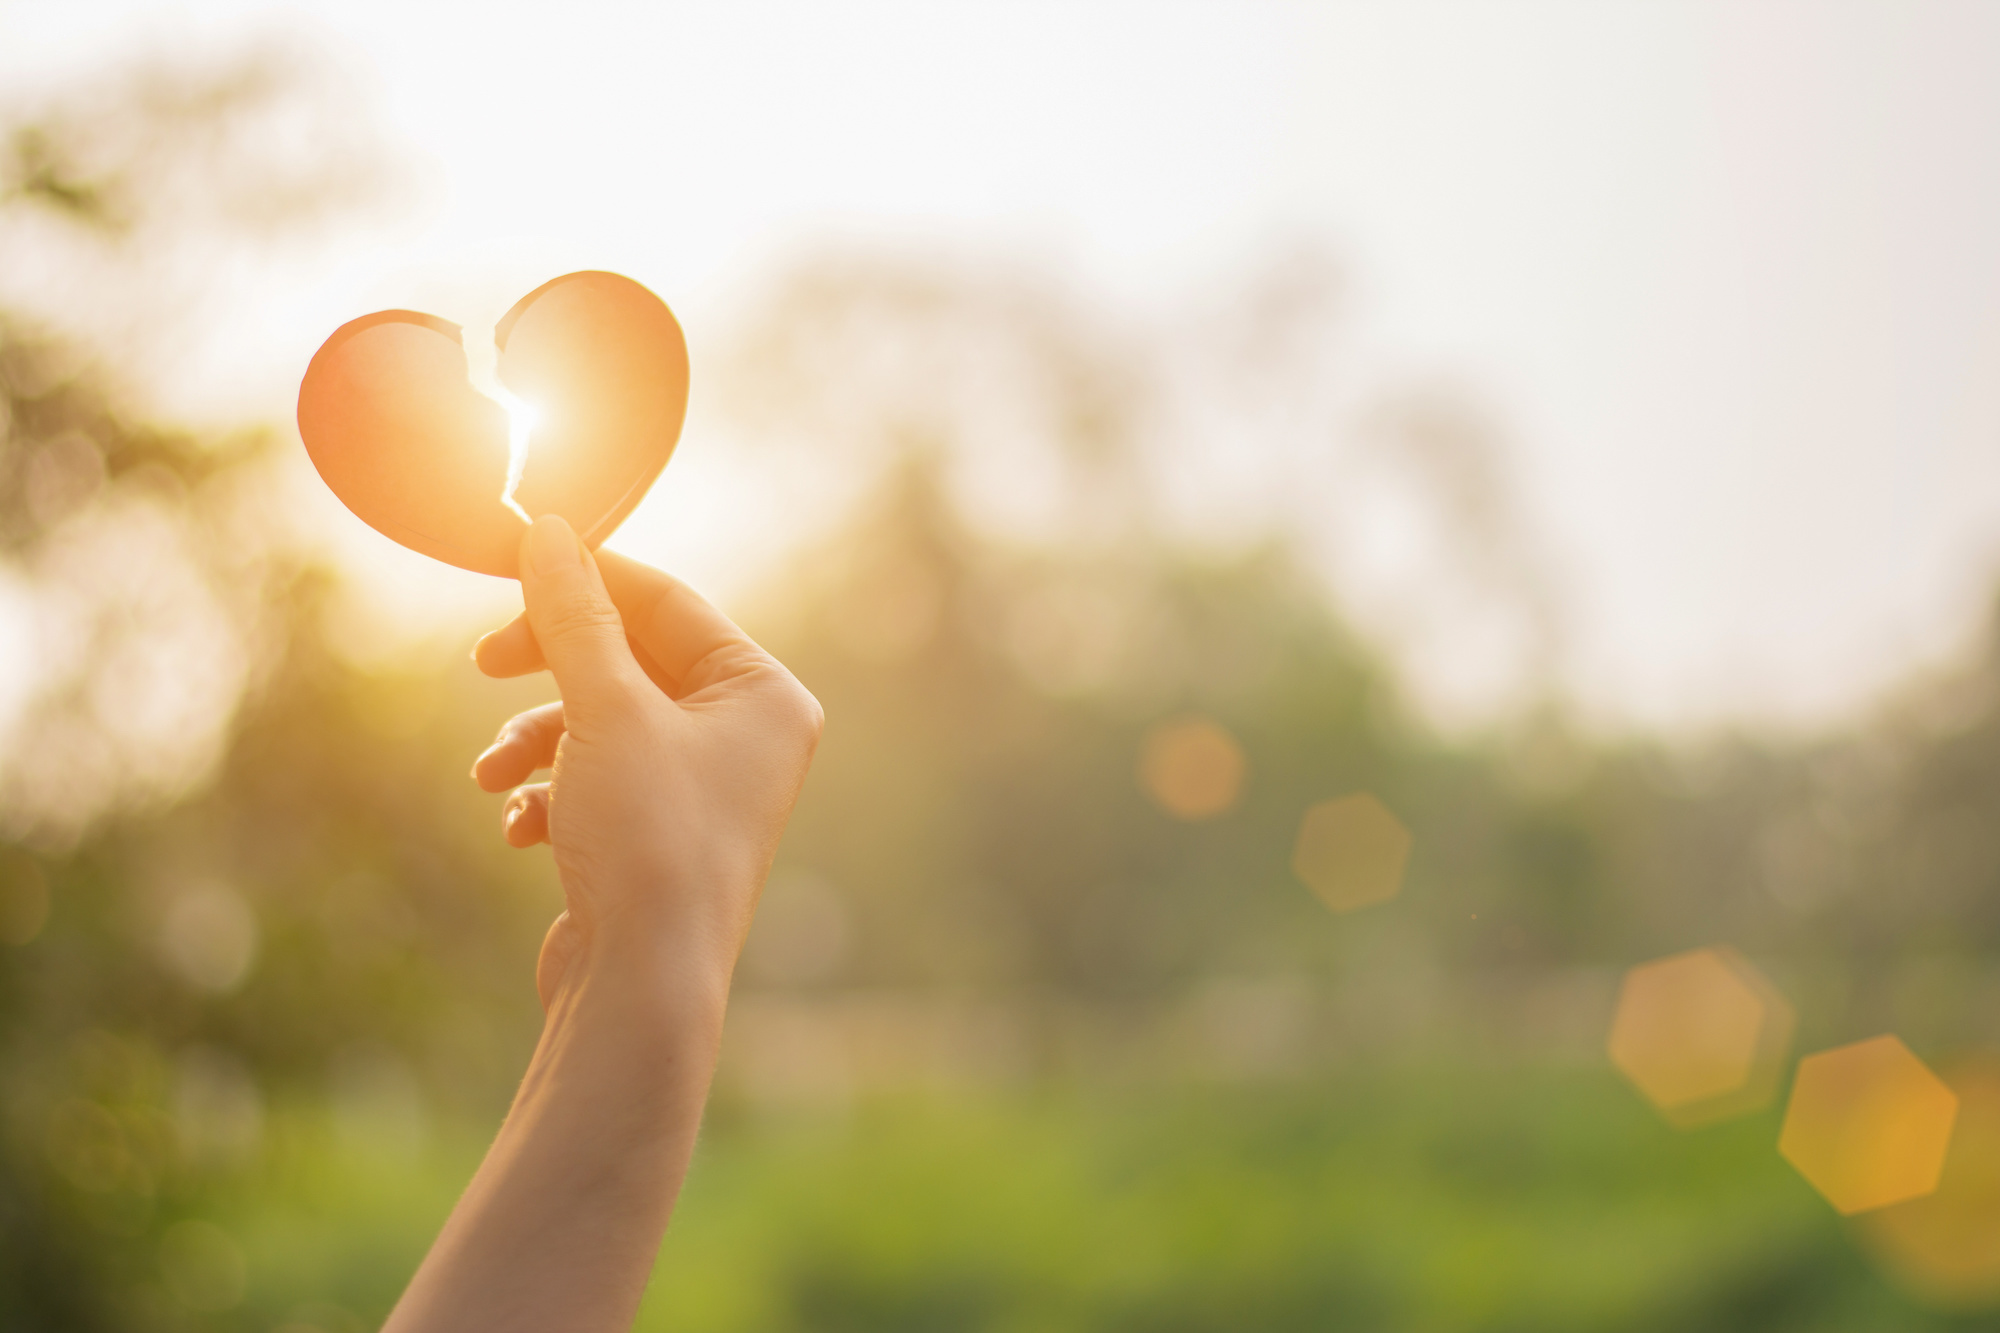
[473,611,677,695]
[471,702,566,792]
[595,550,765,694]
[473,615,541,678]
[475,547,768,698]
[504,783,550,847]
[517,515,649,713]
[472,707,554,847]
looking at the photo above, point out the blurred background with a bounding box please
[6,2,2000,1329]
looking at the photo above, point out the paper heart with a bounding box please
[297,270,689,578]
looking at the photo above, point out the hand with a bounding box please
[386,517,819,1333]
[470,515,822,1007]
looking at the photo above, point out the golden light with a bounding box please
[1605,945,1794,1129]
[1859,1055,2000,1305]
[1138,715,1247,821]
[495,388,541,524]
[1290,792,1411,913]
[458,318,541,524]
[1780,1035,1958,1216]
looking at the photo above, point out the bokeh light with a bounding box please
[1780,1035,1958,1216]
[1606,945,1795,1129]
[154,882,258,994]
[12,12,2000,1328]
[1290,792,1411,913]
[1138,715,1247,821]
[1859,1055,2000,1306]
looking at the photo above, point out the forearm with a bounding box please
[384,936,728,1333]
[414,521,818,1327]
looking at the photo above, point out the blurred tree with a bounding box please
[9,39,2000,1333]
[0,43,545,1332]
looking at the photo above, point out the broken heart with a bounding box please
[297,271,689,578]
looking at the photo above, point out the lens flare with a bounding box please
[1291,792,1412,913]
[1861,1056,2000,1307]
[1139,715,1247,821]
[1780,1034,1958,1215]
[1606,945,1794,1129]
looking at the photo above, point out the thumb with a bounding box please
[518,514,643,707]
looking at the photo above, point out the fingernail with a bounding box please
[525,515,580,576]
[472,744,500,778]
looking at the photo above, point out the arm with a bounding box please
[382,516,822,1333]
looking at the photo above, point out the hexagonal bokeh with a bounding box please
[1860,1056,2000,1307]
[1606,945,1796,1129]
[1139,715,1246,821]
[1780,1035,1959,1216]
[1291,793,1411,914]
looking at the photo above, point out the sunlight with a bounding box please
[458,320,540,524]
[494,387,540,524]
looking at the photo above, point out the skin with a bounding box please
[381,514,822,1333]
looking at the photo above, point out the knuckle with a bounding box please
[540,595,625,645]
[499,703,558,746]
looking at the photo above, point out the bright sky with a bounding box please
[8,0,2000,733]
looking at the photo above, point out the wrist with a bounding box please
[552,911,734,1043]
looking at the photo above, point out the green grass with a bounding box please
[171,1066,1976,1332]
[639,1067,1924,1333]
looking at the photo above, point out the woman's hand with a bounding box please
[470,514,822,1007]
[383,515,820,1333]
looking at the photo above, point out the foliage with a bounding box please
[10,45,2000,1333]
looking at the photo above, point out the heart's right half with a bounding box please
[297,270,689,578]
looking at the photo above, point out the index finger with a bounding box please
[473,551,766,695]
[597,551,766,690]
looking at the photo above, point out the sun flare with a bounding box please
[458,324,539,524]
[493,388,539,523]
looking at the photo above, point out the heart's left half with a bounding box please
[297,271,689,578]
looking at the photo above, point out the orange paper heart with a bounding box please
[297,271,689,578]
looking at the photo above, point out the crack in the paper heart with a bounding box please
[460,323,538,524]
